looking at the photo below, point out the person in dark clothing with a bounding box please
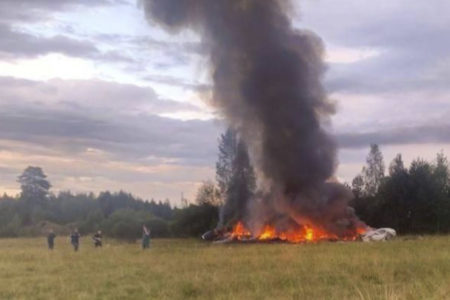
[47,229,56,250]
[142,225,151,249]
[70,229,80,251]
[92,230,102,248]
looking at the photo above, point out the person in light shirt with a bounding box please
[142,225,151,249]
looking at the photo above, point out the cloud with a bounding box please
[0,140,215,201]
[1,0,448,200]
[143,74,211,92]
[0,76,197,113]
[298,0,450,95]
[0,23,137,63]
[0,0,118,23]
[0,75,221,200]
[0,108,220,165]
[132,38,206,69]
[129,36,206,55]
[336,124,450,149]
[90,32,207,70]
[0,0,201,75]
[325,52,450,94]
[0,24,98,60]
[0,76,220,165]
[0,0,136,63]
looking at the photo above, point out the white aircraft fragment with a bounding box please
[361,228,396,242]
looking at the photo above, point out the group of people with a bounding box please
[46,228,101,251]
[46,225,151,251]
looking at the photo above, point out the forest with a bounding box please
[1,130,449,239]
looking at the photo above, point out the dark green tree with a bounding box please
[432,152,450,232]
[16,167,51,225]
[375,154,411,232]
[171,204,219,237]
[17,166,51,205]
[389,154,406,176]
[362,144,385,196]
[195,180,222,206]
[351,174,364,198]
[216,128,238,197]
[215,128,256,227]
[407,159,438,232]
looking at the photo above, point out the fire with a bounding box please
[259,225,277,240]
[231,221,251,240]
[230,221,366,243]
[305,226,314,241]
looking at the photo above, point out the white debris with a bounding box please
[361,228,396,242]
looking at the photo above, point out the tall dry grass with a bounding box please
[0,236,449,299]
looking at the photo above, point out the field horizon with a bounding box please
[0,236,449,299]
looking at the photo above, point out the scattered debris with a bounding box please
[361,228,396,242]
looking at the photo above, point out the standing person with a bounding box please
[70,228,80,252]
[47,229,56,250]
[142,225,151,249]
[92,230,103,248]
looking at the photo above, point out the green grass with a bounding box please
[0,236,449,300]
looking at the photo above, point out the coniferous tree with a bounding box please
[362,144,385,196]
[216,128,238,197]
[17,166,51,205]
[389,154,406,176]
[432,152,450,231]
[216,128,256,226]
[376,153,410,232]
[16,166,51,225]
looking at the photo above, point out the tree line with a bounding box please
[0,128,256,240]
[351,144,450,234]
[0,182,220,240]
[0,166,219,239]
[1,132,449,239]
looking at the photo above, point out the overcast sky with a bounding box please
[1,0,449,203]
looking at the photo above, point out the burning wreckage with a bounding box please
[202,224,396,244]
[142,0,396,244]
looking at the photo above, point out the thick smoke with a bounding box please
[141,0,365,237]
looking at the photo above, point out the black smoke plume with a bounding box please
[141,0,365,237]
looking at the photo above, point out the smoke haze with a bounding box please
[141,0,365,237]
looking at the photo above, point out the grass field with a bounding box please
[0,236,449,300]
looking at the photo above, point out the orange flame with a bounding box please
[259,225,277,240]
[230,221,366,243]
[231,221,251,240]
[305,226,314,241]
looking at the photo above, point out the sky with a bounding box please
[0,0,449,204]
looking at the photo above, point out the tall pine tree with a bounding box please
[216,128,255,227]
[362,144,385,196]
